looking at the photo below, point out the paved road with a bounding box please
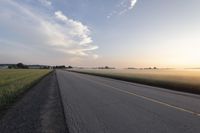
[56,70,200,133]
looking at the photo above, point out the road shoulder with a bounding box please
[0,71,68,133]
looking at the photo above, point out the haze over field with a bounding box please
[0,0,200,68]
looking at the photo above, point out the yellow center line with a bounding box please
[72,73,200,117]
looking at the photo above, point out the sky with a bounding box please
[0,0,200,68]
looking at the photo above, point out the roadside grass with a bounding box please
[71,69,200,94]
[0,69,51,110]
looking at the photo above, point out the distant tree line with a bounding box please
[127,67,158,70]
[97,66,115,69]
[8,63,51,69]
[53,65,73,69]
[7,63,74,69]
[8,63,29,69]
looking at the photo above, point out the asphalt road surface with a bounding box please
[56,70,200,133]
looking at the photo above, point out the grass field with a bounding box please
[71,69,200,94]
[0,69,51,110]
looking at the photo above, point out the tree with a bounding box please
[16,63,28,69]
[67,66,73,69]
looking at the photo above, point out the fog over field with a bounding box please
[71,68,200,94]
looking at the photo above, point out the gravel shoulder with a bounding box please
[0,71,68,133]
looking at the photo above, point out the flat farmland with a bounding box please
[71,69,200,94]
[0,69,51,109]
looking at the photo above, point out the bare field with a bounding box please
[0,69,51,109]
[71,69,200,94]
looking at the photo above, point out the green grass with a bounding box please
[0,69,51,109]
[71,69,200,94]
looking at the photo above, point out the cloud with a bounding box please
[38,0,52,6]
[54,11,93,45]
[107,0,138,18]
[55,11,68,21]
[0,0,98,64]
[129,0,137,10]
[68,45,99,56]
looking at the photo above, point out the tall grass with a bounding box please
[71,69,200,94]
[0,69,51,109]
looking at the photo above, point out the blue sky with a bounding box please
[0,0,200,67]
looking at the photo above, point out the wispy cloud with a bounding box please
[129,0,137,10]
[107,0,138,18]
[38,0,52,6]
[0,0,98,64]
